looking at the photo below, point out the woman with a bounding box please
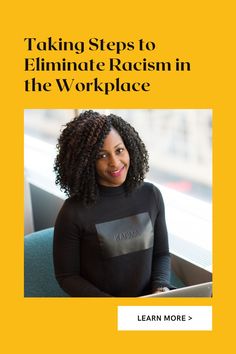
[53,110,171,297]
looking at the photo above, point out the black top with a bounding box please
[53,182,170,297]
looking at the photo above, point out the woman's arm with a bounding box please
[151,188,171,291]
[53,200,111,297]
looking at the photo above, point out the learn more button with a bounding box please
[117,306,212,331]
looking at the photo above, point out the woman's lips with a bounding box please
[109,166,125,177]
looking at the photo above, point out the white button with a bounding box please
[117,306,212,331]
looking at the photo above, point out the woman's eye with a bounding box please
[97,153,107,159]
[116,148,124,154]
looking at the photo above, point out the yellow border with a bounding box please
[2,1,234,352]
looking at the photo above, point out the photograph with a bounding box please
[24,109,212,297]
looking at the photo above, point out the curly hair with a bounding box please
[54,110,149,205]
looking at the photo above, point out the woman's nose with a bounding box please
[108,154,119,167]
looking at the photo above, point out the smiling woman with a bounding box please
[53,110,171,297]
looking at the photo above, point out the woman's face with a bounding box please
[95,128,130,187]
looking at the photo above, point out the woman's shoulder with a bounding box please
[138,181,163,205]
[62,195,79,208]
[58,195,84,218]
[140,181,161,194]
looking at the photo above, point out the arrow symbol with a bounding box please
[188,316,192,320]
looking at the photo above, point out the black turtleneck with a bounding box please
[53,181,171,297]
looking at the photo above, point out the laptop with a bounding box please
[140,282,212,298]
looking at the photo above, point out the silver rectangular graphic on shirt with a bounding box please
[95,212,154,258]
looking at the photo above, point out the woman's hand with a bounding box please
[152,287,170,294]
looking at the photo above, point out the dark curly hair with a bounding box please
[54,110,149,205]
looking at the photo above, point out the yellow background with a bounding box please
[1,0,235,352]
